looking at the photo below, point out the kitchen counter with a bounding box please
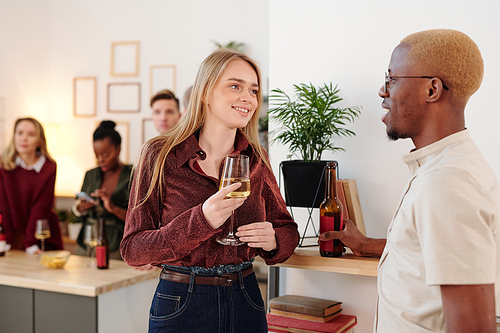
[0,250,159,297]
[0,250,160,333]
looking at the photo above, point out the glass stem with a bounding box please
[41,239,45,252]
[228,211,235,237]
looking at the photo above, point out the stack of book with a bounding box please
[267,295,357,333]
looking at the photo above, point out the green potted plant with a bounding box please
[268,82,361,208]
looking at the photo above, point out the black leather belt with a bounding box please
[160,266,253,287]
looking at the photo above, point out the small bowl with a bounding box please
[40,250,71,269]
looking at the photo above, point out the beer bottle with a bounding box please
[95,218,109,269]
[319,162,344,257]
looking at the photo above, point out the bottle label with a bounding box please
[0,240,6,252]
[319,213,343,252]
[95,245,108,267]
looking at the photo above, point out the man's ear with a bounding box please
[425,78,444,103]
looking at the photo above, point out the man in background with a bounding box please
[150,89,181,134]
[321,29,499,332]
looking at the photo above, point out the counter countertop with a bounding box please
[0,250,160,297]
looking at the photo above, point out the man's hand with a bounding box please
[319,219,385,257]
[236,222,276,252]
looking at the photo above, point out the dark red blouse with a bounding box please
[0,159,63,250]
[121,131,299,268]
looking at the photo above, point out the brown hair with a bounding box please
[0,117,55,171]
[133,48,268,207]
[150,89,180,111]
[401,29,483,105]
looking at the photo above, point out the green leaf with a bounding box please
[268,82,362,162]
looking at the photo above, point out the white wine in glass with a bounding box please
[84,223,98,267]
[219,178,251,198]
[216,155,250,246]
[35,219,50,252]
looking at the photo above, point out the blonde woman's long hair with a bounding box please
[0,117,55,171]
[133,48,269,208]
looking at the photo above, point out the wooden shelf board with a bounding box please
[256,246,379,277]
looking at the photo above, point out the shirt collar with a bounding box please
[402,129,470,175]
[174,130,252,168]
[15,155,46,173]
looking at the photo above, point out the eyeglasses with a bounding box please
[384,72,449,93]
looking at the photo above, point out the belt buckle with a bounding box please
[218,273,233,286]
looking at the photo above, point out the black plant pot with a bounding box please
[280,160,337,208]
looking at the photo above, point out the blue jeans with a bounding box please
[148,268,267,333]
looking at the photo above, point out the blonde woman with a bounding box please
[121,49,299,333]
[0,117,63,253]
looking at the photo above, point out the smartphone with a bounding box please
[75,191,94,202]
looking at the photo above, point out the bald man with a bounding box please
[320,29,499,332]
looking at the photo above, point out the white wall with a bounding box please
[3,0,500,331]
[0,0,52,138]
[0,0,269,196]
[269,1,500,331]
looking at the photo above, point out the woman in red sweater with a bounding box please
[121,49,299,333]
[0,117,63,253]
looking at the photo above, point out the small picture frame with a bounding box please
[73,77,97,117]
[111,41,140,77]
[142,118,159,144]
[107,83,141,113]
[150,64,176,97]
[95,120,130,163]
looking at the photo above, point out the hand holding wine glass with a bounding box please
[84,222,98,267]
[202,183,246,229]
[216,154,250,246]
[35,219,50,252]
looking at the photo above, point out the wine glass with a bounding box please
[84,222,98,267]
[216,154,250,246]
[35,219,50,252]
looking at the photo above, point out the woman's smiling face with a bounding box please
[204,59,259,130]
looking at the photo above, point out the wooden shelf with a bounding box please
[257,246,379,277]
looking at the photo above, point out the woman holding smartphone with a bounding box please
[73,120,132,259]
[121,49,299,332]
[0,117,63,253]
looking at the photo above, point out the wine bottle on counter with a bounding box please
[319,162,344,257]
[96,218,109,269]
[0,212,6,257]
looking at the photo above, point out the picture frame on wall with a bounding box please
[150,64,176,97]
[111,41,140,77]
[96,120,130,163]
[73,77,97,117]
[107,83,141,113]
[142,118,159,144]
